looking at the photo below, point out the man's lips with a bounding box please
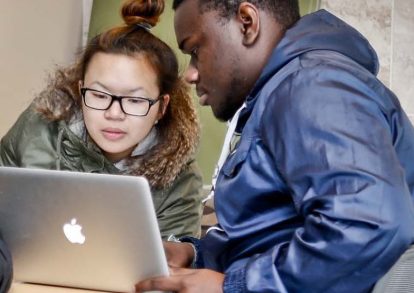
[102,128,126,140]
[196,89,208,106]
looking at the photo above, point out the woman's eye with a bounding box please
[92,92,108,99]
[126,98,144,104]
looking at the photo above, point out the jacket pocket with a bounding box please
[221,137,253,177]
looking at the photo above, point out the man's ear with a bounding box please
[237,2,260,46]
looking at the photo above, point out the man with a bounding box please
[136,0,414,292]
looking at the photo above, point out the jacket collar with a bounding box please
[246,9,379,109]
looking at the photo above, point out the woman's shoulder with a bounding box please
[152,158,203,200]
[0,103,62,166]
[2,103,60,142]
[151,158,205,239]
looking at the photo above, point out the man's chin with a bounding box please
[211,106,234,122]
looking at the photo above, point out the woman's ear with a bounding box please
[237,2,260,46]
[78,81,83,94]
[157,94,170,121]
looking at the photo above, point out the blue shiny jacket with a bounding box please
[199,10,414,293]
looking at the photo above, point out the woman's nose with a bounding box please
[104,100,126,120]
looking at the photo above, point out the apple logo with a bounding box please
[63,218,86,244]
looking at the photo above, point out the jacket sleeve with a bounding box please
[0,236,12,292]
[0,105,38,167]
[0,115,21,166]
[0,104,61,169]
[224,66,414,292]
[153,159,205,240]
[0,139,15,166]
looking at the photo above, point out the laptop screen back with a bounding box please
[0,167,168,292]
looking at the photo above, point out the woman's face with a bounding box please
[81,52,168,162]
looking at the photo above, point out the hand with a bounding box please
[135,267,224,293]
[164,241,194,268]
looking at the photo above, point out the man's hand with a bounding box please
[164,241,194,268]
[135,267,224,293]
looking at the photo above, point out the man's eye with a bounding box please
[191,47,198,58]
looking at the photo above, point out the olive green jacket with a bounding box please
[0,106,204,239]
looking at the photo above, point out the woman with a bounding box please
[0,0,204,239]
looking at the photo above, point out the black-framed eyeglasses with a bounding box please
[80,87,162,117]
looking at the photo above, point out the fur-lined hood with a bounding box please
[33,81,200,190]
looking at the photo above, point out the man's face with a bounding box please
[174,0,249,121]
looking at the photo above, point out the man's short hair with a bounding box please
[172,0,300,30]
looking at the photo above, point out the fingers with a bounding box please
[135,275,182,292]
[135,269,225,293]
[163,241,195,268]
[169,267,194,275]
[135,269,195,292]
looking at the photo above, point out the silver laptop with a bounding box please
[0,166,169,292]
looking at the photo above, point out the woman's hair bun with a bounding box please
[121,0,165,27]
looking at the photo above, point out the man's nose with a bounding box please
[184,64,199,84]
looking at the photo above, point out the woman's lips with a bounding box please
[102,128,126,140]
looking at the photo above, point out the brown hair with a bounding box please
[35,0,200,189]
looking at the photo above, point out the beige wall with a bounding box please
[3,1,413,178]
[392,0,414,121]
[320,0,414,122]
[0,0,84,136]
